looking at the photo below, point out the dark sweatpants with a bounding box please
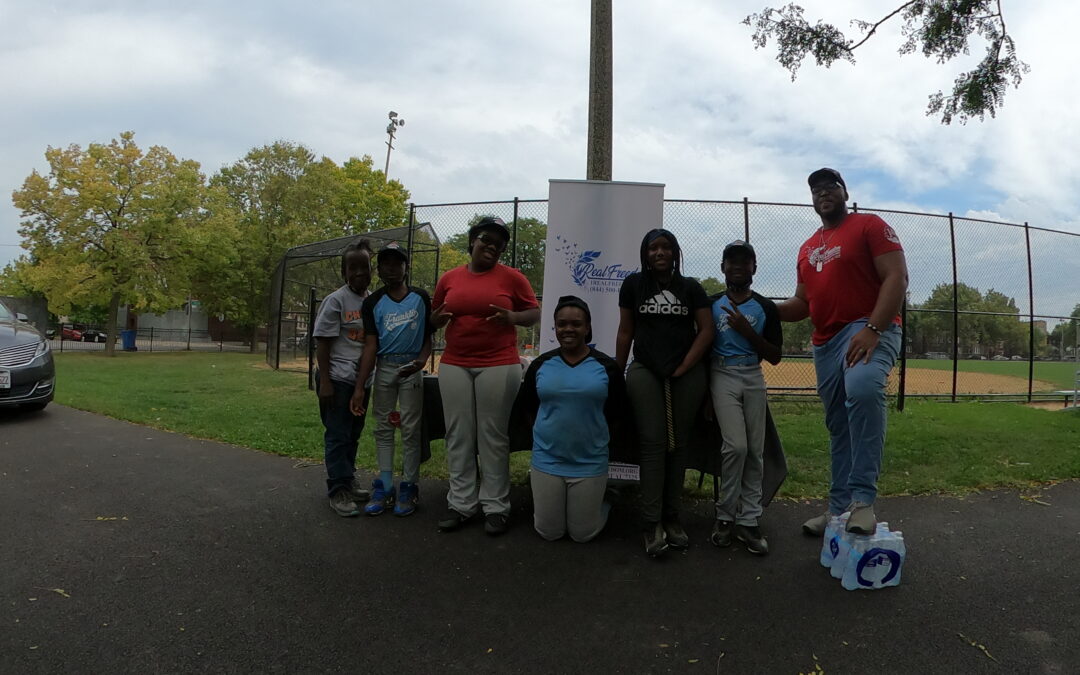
[626,361,707,525]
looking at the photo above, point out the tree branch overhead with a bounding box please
[743,1,1028,124]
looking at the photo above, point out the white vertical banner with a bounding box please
[542,180,665,356]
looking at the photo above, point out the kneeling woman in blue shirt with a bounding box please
[509,296,630,543]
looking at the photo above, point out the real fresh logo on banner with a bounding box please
[543,179,664,354]
[553,234,636,293]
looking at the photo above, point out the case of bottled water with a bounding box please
[819,512,849,568]
[840,526,906,591]
[829,523,886,579]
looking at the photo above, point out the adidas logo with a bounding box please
[639,290,689,316]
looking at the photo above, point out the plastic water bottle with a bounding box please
[829,529,857,579]
[831,520,888,579]
[819,513,849,568]
[841,526,906,591]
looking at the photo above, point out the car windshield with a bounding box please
[0,302,12,320]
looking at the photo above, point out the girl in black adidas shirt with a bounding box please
[616,229,714,557]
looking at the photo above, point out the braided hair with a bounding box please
[340,237,374,277]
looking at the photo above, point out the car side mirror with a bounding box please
[16,313,28,322]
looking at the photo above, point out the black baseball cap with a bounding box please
[807,167,846,190]
[722,240,756,261]
[377,241,409,263]
[468,216,511,241]
[554,295,593,342]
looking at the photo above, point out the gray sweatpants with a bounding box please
[372,357,424,484]
[710,363,767,526]
[530,468,610,543]
[626,360,707,525]
[438,363,521,517]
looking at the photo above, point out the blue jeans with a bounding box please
[813,320,901,514]
[318,378,369,497]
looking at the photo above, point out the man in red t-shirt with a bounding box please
[777,168,908,537]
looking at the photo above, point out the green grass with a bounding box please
[51,351,531,482]
[907,358,1080,391]
[54,352,1078,500]
[767,400,1079,498]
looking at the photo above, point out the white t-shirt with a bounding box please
[312,284,368,383]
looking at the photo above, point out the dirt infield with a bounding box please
[277,355,1053,396]
[762,360,1056,395]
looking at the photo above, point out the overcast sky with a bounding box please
[2,1,1077,313]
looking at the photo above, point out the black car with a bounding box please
[0,300,54,411]
[80,327,108,343]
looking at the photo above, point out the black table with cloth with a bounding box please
[419,374,787,506]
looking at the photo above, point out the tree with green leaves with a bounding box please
[445,215,547,295]
[915,282,981,353]
[699,276,726,297]
[912,282,1027,357]
[979,288,1026,356]
[744,1,1027,124]
[337,156,411,232]
[196,143,410,351]
[782,318,814,354]
[1049,304,1080,359]
[0,257,38,298]
[12,131,205,354]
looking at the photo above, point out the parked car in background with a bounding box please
[1010,355,1025,361]
[991,355,1008,361]
[966,354,987,360]
[925,352,950,360]
[79,328,108,343]
[60,326,83,341]
[0,299,54,411]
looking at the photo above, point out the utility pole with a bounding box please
[587,0,612,181]
[384,110,405,181]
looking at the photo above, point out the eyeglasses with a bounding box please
[810,182,843,196]
[475,232,507,251]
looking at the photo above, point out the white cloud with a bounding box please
[2,0,1078,293]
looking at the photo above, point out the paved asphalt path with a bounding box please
[2,405,1077,674]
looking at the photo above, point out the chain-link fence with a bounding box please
[267,222,441,373]
[46,323,256,353]
[404,198,1079,404]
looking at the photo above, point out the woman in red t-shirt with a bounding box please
[431,217,540,536]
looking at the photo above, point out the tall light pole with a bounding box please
[384,110,405,181]
[587,0,612,180]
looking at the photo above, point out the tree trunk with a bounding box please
[104,292,121,356]
[250,325,259,353]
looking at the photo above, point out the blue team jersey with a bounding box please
[711,292,781,360]
[361,287,431,359]
[531,355,610,478]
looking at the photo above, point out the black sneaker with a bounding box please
[663,520,689,549]
[484,513,509,536]
[437,508,472,532]
[643,522,669,558]
[735,524,769,555]
[709,519,734,548]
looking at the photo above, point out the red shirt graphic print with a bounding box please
[796,213,903,345]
